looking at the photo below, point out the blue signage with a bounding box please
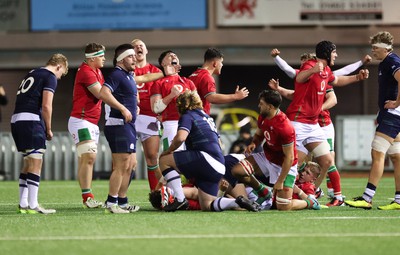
[31,0,207,31]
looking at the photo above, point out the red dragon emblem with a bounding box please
[223,0,257,18]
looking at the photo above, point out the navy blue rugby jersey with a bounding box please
[13,68,57,116]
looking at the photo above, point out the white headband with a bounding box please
[85,50,105,58]
[372,43,393,50]
[116,49,135,62]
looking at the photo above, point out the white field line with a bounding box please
[0,202,150,206]
[307,216,400,220]
[1,232,400,241]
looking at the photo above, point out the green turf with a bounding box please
[1,177,400,255]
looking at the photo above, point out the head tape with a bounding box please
[316,40,336,66]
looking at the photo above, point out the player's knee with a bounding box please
[146,155,159,166]
[76,141,97,157]
[371,135,391,154]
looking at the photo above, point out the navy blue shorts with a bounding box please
[11,121,46,152]
[174,150,225,196]
[376,110,400,139]
[104,123,137,153]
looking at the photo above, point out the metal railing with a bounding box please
[0,131,240,180]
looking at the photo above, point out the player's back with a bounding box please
[181,109,223,161]
[14,68,57,116]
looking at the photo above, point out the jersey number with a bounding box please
[16,77,35,95]
[203,116,218,133]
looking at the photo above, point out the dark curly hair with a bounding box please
[148,190,162,210]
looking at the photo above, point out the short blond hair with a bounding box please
[46,53,68,76]
[131,38,143,45]
[305,161,321,178]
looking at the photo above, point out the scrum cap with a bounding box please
[316,40,336,66]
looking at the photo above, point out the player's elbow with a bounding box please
[153,99,167,114]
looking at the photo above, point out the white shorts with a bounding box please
[68,117,100,145]
[291,121,326,155]
[252,152,297,185]
[161,120,185,152]
[136,114,160,141]
[321,123,335,151]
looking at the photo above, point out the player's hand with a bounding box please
[234,85,249,100]
[363,55,372,64]
[271,48,280,58]
[313,61,324,74]
[0,85,5,96]
[46,130,53,141]
[268,78,279,91]
[121,107,133,122]
[358,69,369,80]
[273,181,284,192]
[164,63,181,76]
[384,100,398,109]
[160,150,172,157]
[244,143,256,154]
[170,85,181,98]
[219,179,229,192]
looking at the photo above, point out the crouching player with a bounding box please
[158,91,260,212]
[232,90,320,211]
[149,153,248,210]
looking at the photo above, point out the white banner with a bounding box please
[217,0,400,26]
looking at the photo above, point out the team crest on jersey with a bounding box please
[318,80,326,95]
[264,130,270,141]
[174,84,184,93]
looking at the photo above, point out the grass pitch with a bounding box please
[1,177,400,255]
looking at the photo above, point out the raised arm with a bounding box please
[268,78,294,101]
[271,49,296,79]
[333,55,371,76]
[333,60,363,76]
[331,69,369,87]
